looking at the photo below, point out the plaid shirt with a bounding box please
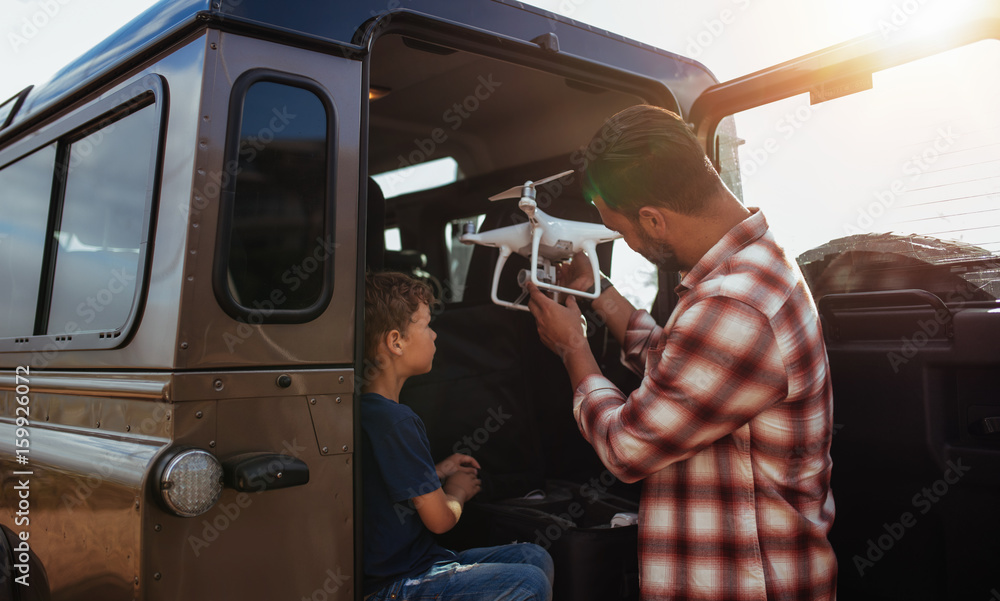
[574,209,836,600]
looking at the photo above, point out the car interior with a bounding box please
[365,33,654,599]
[366,32,653,488]
[363,31,1000,601]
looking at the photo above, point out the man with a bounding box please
[527,105,836,600]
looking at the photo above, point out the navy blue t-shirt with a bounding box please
[361,392,454,595]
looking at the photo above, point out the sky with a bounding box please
[3,0,997,309]
[3,0,990,103]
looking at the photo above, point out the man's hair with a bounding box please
[363,271,434,364]
[582,104,723,218]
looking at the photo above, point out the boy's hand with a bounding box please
[413,471,481,534]
[443,470,481,504]
[435,453,481,480]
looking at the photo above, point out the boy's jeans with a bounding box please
[367,543,554,601]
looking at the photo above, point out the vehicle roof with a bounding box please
[1,0,717,146]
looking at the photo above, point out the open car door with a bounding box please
[688,11,1000,601]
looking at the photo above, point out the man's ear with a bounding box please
[383,329,404,356]
[637,206,671,238]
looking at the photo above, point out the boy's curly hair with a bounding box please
[364,271,434,364]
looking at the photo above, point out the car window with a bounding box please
[445,215,485,303]
[0,144,56,337]
[611,239,658,312]
[725,39,1000,302]
[47,105,156,334]
[385,227,402,251]
[372,156,460,199]
[220,76,333,319]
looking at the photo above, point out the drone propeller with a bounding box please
[487,170,574,201]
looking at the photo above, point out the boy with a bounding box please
[361,271,554,600]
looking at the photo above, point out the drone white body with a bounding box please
[459,171,622,311]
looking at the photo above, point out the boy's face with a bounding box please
[399,302,436,376]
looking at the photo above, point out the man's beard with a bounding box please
[636,227,682,272]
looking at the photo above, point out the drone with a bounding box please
[459,170,622,311]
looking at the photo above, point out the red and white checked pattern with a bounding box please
[574,209,836,600]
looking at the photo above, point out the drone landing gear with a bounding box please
[490,247,560,312]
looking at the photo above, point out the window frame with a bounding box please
[213,69,338,324]
[0,74,167,353]
[0,86,32,131]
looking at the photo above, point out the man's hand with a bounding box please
[527,282,588,359]
[557,251,596,292]
[435,453,481,481]
[527,282,602,388]
[556,252,634,349]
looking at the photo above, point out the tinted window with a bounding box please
[225,80,330,313]
[46,104,156,334]
[0,145,56,336]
